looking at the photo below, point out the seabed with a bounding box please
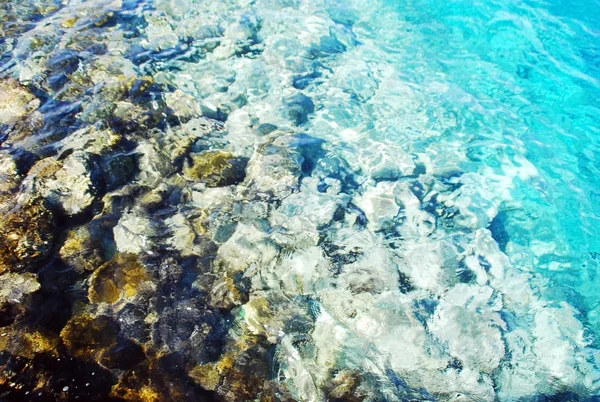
[0,0,599,401]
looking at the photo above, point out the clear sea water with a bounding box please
[376,0,600,333]
[371,0,600,326]
[2,0,600,400]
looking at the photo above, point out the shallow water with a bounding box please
[1,0,600,400]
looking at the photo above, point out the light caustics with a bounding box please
[0,0,599,400]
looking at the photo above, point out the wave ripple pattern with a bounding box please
[0,0,599,401]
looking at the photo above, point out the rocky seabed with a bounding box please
[0,0,599,401]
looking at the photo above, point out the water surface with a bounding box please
[0,0,599,400]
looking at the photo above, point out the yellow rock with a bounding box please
[60,226,104,273]
[190,209,210,235]
[216,353,236,373]
[127,76,154,95]
[241,296,282,341]
[21,331,60,358]
[40,4,59,14]
[0,333,7,351]
[112,382,161,402]
[94,11,115,27]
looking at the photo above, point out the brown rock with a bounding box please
[0,325,60,359]
[60,315,119,359]
[183,150,247,187]
[88,253,150,304]
[0,197,56,274]
[59,225,105,273]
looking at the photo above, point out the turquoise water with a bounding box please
[376,0,600,334]
[1,0,600,400]
[380,0,600,316]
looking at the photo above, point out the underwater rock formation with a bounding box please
[0,0,598,401]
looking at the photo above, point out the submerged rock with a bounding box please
[324,370,367,402]
[183,150,248,187]
[0,0,596,399]
[244,133,305,199]
[99,338,145,370]
[0,324,60,359]
[256,123,278,136]
[24,152,97,216]
[165,89,201,121]
[58,125,122,157]
[0,196,56,274]
[0,153,22,205]
[353,181,401,231]
[217,347,271,400]
[189,363,221,391]
[134,119,212,187]
[113,209,158,254]
[0,301,22,327]
[153,299,227,364]
[60,225,105,273]
[284,93,314,126]
[0,272,40,304]
[213,223,278,274]
[429,284,506,374]
[0,79,40,125]
[135,138,176,187]
[208,273,249,310]
[60,314,120,360]
[88,253,150,304]
[360,141,416,181]
[118,303,152,344]
[310,35,347,57]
